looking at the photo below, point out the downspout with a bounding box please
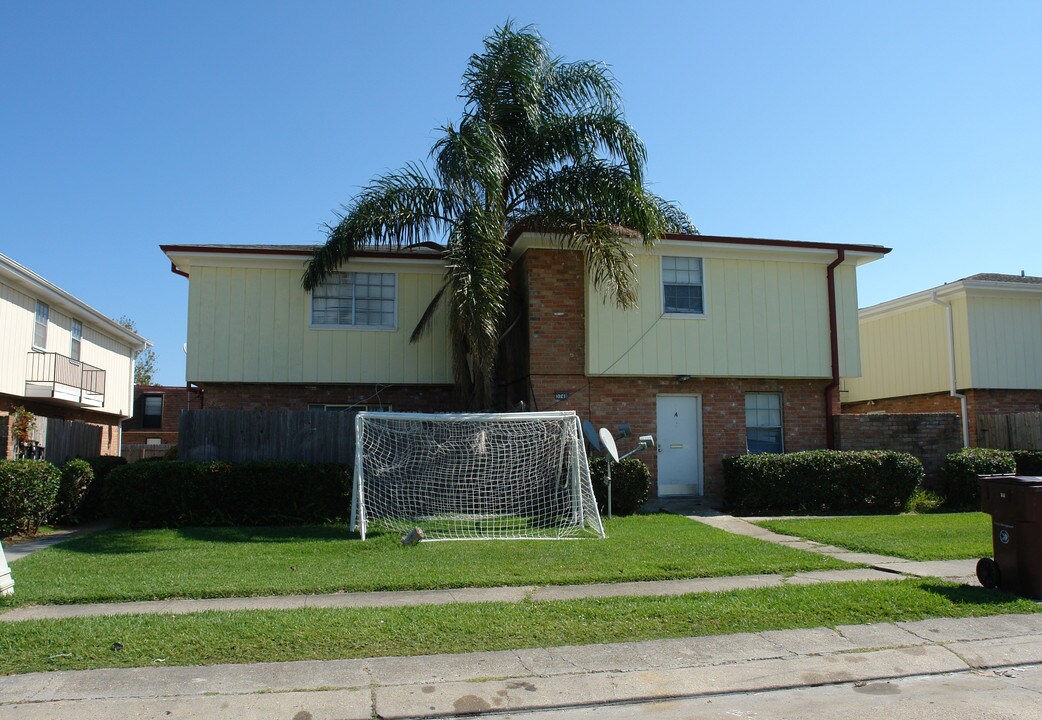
[825,249,845,449]
[930,292,970,447]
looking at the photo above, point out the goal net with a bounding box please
[351,411,605,541]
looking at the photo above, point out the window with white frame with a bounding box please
[142,395,163,429]
[307,404,392,412]
[745,392,784,454]
[662,257,704,315]
[311,272,396,328]
[34,301,49,349]
[70,320,83,362]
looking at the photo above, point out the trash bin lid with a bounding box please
[979,474,1042,485]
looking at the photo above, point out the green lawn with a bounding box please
[1,579,1034,675]
[756,513,992,561]
[0,514,851,607]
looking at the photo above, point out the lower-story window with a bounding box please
[745,392,784,454]
[308,404,392,412]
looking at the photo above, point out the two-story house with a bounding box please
[842,273,1042,447]
[0,253,148,459]
[163,233,888,498]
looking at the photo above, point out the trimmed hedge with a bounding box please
[54,459,94,524]
[1014,450,1042,476]
[589,457,651,516]
[723,450,924,515]
[0,460,61,536]
[78,455,128,521]
[103,460,352,527]
[942,448,1017,508]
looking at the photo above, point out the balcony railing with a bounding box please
[25,352,106,408]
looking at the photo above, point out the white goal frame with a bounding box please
[351,410,605,541]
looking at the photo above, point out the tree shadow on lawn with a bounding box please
[44,524,384,555]
[920,582,1039,607]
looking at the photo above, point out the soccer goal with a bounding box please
[351,411,605,541]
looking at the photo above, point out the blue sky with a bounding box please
[2,1,1039,386]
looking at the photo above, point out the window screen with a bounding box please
[746,392,784,454]
[71,320,82,362]
[662,257,704,314]
[143,395,163,428]
[34,301,49,349]
[311,272,395,328]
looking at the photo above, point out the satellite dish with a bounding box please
[598,427,620,462]
[582,419,603,451]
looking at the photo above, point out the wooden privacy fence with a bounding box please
[977,412,1042,450]
[179,409,356,463]
[41,417,103,464]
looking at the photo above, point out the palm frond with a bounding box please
[302,166,458,290]
[409,282,448,344]
[541,58,621,115]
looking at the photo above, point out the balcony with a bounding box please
[25,352,106,408]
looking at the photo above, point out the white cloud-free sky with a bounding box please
[2,1,1039,385]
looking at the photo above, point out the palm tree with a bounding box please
[303,22,696,409]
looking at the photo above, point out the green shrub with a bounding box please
[0,459,60,536]
[723,450,924,515]
[103,460,352,527]
[1013,450,1042,476]
[54,459,94,524]
[78,455,128,520]
[904,487,945,513]
[942,448,1016,508]
[589,457,651,516]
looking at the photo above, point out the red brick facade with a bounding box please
[123,385,203,445]
[843,389,1042,446]
[197,382,456,414]
[498,248,835,498]
[0,393,121,459]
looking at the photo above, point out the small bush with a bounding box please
[103,460,352,527]
[78,455,128,520]
[905,487,945,513]
[942,448,1016,508]
[0,459,61,536]
[723,450,924,515]
[1013,450,1042,476]
[589,457,651,516]
[54,459,94,524]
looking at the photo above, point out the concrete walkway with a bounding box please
[4,613,1042,719]
[687,511,980,584]
[2,521,111,563]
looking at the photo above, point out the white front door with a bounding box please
[656,395,703,496]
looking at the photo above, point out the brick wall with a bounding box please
[834,412,961,485]
[843,389,1042,447]
[526,375,830,498]
[0,393,120,458]
[197,382,456,414]
[123,385,202,445]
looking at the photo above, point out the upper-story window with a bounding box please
[142,395,163,428]
[70,320,83,362]
[662,257,704,315]
[33,301,49,349]
[311,272,396,329]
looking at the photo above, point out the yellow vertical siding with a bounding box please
[185,265,453,384]
[967,295,1042,388]
[842,302,952,403]
[0,280,37,397]
[587,253,841,378]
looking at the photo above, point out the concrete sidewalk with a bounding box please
[2,521,111,563]
[3,613,1042,719]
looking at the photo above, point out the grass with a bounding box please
[0,514,851,607]
[756,513,992,561]
[0,578,1035,675]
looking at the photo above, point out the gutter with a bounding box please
[930,292,971,447]
[824,250,845,449]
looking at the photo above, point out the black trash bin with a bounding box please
[977,473,1042,598]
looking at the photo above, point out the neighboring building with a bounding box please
[122,384,203,447]
[163,233,889,498]
[0,252,148,459]
[842,273,1042,447]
